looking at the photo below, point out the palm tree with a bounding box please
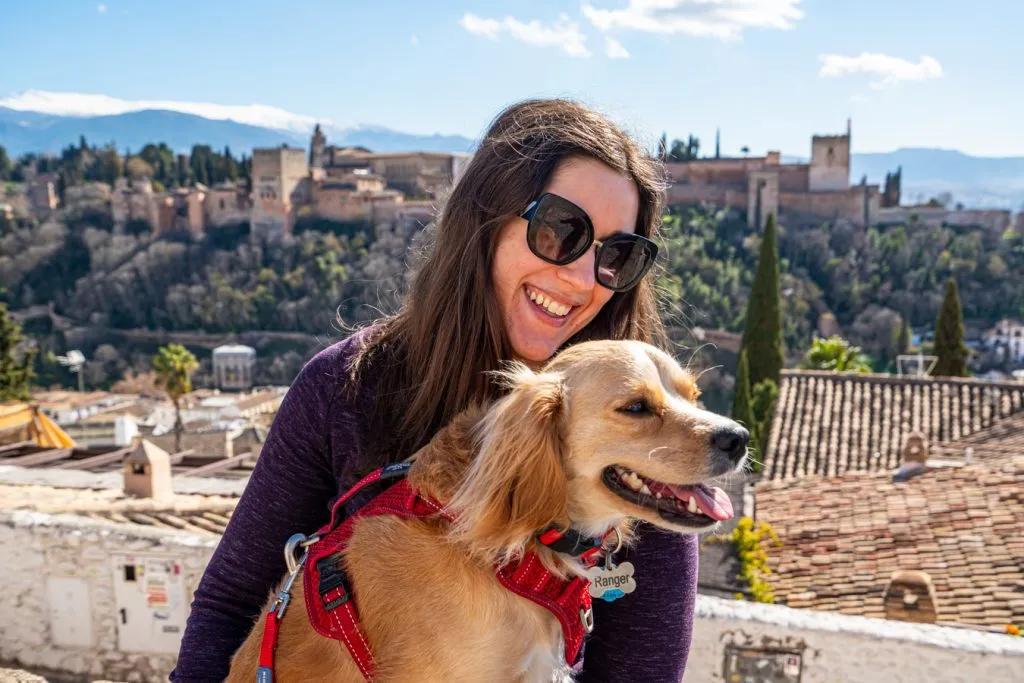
[153,344,199,453]
[801,336,873,373]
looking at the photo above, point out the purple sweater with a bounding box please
[171,332,698,682]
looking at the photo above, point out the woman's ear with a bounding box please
[448,366,567,563]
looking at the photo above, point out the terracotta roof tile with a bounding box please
[755,457,1024,632]
[765,371,1024,480]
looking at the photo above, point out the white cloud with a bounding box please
[819,52,943,89]
[0,90,326,133]
[410,34,419,47]
[605,36,630,59]
[97,3,107,13]
[582,0,804,41]
[459,12,591,58]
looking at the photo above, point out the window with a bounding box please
[219,199,226,210]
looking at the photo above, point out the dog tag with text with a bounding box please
[586,561,636,602]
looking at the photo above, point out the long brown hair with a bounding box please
[349,98,668,467]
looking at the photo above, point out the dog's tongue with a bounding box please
[670,483,734,521]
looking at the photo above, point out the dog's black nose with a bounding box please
[711,425,749,463]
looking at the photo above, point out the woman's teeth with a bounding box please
[527,288,572,317]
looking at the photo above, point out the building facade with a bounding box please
[984,318,1024,363]
[212,344,256,391]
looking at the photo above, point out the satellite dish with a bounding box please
[57,350,87,392]
[57,350,86,369]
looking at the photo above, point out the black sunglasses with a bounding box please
[520,193,659,292]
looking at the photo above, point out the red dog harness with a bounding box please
[257,464,602,682]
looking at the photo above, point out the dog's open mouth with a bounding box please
[603,465,733,527]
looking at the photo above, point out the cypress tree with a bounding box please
[932,278,969,377]
[739,212,785,387]
[732,350,756,451]
[0,303,36,401]
[898,319,911,354]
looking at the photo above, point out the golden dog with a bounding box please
[227,340,748,682]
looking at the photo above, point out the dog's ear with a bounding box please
[448,366,567,563]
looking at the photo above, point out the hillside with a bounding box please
[3,199,1021,412]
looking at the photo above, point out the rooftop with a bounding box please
[755,456,1024,632]
[0,481,237,536]
[764,370,1024,480]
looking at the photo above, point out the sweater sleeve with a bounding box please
[170,340,358,682]
[576,526,699,683]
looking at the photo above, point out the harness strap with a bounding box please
[325,462,412,533]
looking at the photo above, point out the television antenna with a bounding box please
[57,349,86,392]
[896,352,938,378]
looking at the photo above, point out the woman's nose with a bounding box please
[555,246,596,291]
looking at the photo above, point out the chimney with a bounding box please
[892,432,929,482]
[123,439,173,500]
[883,570,938,624]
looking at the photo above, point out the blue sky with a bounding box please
[1,0,1021,156]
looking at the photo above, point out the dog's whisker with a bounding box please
[693,364,722,385]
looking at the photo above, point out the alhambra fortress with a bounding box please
[13,119,1018,242]
[668,121,890,228]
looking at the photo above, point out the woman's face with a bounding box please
[492,157,641,364]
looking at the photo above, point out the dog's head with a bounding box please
[447,339,748,563]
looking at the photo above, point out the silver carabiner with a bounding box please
[284,533,308,574]
[273,533,311,620]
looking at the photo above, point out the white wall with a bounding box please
[0,510,217,683]
[686,596,1024,683]
[2,504,1022,683]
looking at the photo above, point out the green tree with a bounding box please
[739,212,785,388]
[732,350,754,425]
[668,135,700,162]
[932,278,969,377]
[750,379,777,469]
[0,145,12,181]
[898,320,912,354]
[153,344,199,452]
[731,350,759,461]
[0,303,37,401]
[800,336,873,373]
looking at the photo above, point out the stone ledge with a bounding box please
[695,595,1024,656]
[0,510,220,548]
[0,465,247,497]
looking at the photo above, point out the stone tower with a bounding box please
[310,123,327,169]
[808,123,851,192]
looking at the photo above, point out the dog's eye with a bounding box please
[620,399,650,415]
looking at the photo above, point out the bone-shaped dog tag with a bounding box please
[586,561,636,602]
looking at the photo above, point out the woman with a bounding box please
[172,99,698,682]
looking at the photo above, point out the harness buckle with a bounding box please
[316,555,352,611]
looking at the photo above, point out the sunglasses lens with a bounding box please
[596,237,656,290]
[528,199,592,264]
